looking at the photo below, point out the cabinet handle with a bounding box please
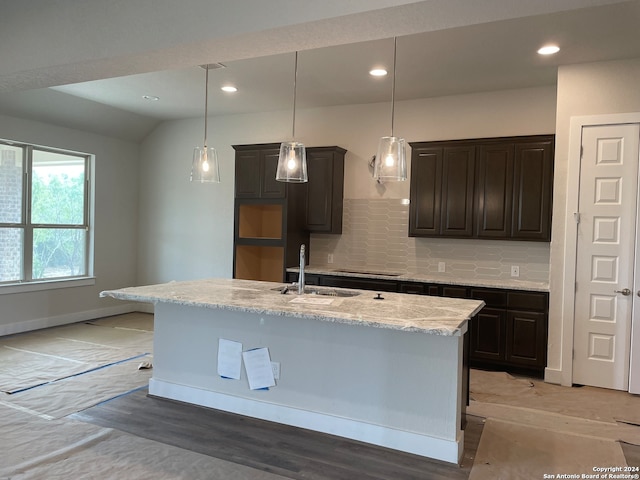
[615,288,631,296]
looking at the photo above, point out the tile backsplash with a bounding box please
[309,198,550,282]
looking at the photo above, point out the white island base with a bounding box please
[150,301,467,464]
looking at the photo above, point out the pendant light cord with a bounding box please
[390,37,397,138]
[292,51,298,140]
[204,65,209,148]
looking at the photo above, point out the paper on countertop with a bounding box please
[217,338,242,379]
[242,347,276,390]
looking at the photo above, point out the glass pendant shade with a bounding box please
[374,136,406,182]
[276,141,307,182]
[374,37,407,183]
[190,63,220,184]
[191,146,220,183]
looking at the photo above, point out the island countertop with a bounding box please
[101,278,485,336]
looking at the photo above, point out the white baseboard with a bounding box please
[544,367,569,386]
[149,378,463,464]
[0,303,142,336]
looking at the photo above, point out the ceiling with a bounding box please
[1,0,639,142]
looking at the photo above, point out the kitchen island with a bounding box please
[101,278,484,464]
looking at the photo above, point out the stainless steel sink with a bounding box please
[272,286,361,297]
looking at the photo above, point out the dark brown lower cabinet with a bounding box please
[285,271,548,377]
[471,288,548,377]
[470,308,506,362]
[506,310,546,367]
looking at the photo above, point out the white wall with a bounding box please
[0,114,140,334]
[138,86,556,285]
[547,58,640,385]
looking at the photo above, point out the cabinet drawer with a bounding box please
[507,292,547,311]
[441,286,469,298]
[399,282,425,295]
[471,289,506,308]
[321,276,398,292]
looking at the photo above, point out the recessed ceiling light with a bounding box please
[369,68,388,77]
[537,45,560,55]
[142,95,159,101]
[221,85,238,93]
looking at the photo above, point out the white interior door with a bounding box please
[573,123,640,390]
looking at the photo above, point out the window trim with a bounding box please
[0,139,95,289]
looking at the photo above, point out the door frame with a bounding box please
[560,112,640,388]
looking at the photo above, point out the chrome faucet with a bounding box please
[298,244,306,294]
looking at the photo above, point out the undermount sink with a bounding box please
[271,286,361,297]
[332,268,402,277]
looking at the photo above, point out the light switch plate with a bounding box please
[438,262,446,273]
[511,265,520,277]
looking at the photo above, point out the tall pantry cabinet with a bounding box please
[233,143,309,282]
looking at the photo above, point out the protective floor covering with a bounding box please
[0,314,153,393]
[0,403,285,480]
[1,355,153,419]
[468,418,627,480]
[468,369,640,479]
[470,369,640,425]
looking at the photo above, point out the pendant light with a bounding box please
[373,37,406,183]
[276,51,307,183]
[191,64,221,183]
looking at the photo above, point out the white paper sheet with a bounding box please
[217,339,242,379]
[242,348,276,390]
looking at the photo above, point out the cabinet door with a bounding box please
[512,140,553,240]
[441,285,469,298]
[235,150,261,197]
[261,149,286,198]
[506,310,547,367]
[470,308,506,361]
[409,147,442,236]
[440,146,475,237]
[305,149,344,233]
[476,144,514,238]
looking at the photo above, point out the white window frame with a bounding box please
[0,139,95,294]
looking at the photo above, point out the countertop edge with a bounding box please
[100,285,483,338]
[287,267,549,292]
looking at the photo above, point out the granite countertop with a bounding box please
[288,267,550,292]
[101,278,484,337]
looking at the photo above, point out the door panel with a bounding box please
[440,146,475,236]
[408,148,442,235]
[573,124,640,390]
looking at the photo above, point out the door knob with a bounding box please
[615,288,631,296]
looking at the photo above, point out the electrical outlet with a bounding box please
[511,265,520,277]
[438,262,446,273]
[271,361,280,380]
[327,254,334,264]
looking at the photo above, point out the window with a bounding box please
[0,140,92,287]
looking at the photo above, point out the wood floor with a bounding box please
[72,389,483,480]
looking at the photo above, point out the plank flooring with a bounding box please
[72,389,482,480]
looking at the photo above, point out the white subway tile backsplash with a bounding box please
[309,198,550,282]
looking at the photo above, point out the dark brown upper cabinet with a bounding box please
[512,140,554,240]
[408,147,442,236]
[305,146,346,234]
[440,146,475,237]
[475,143,515,238]
[409,135,554,241]
[234,144,286,199]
